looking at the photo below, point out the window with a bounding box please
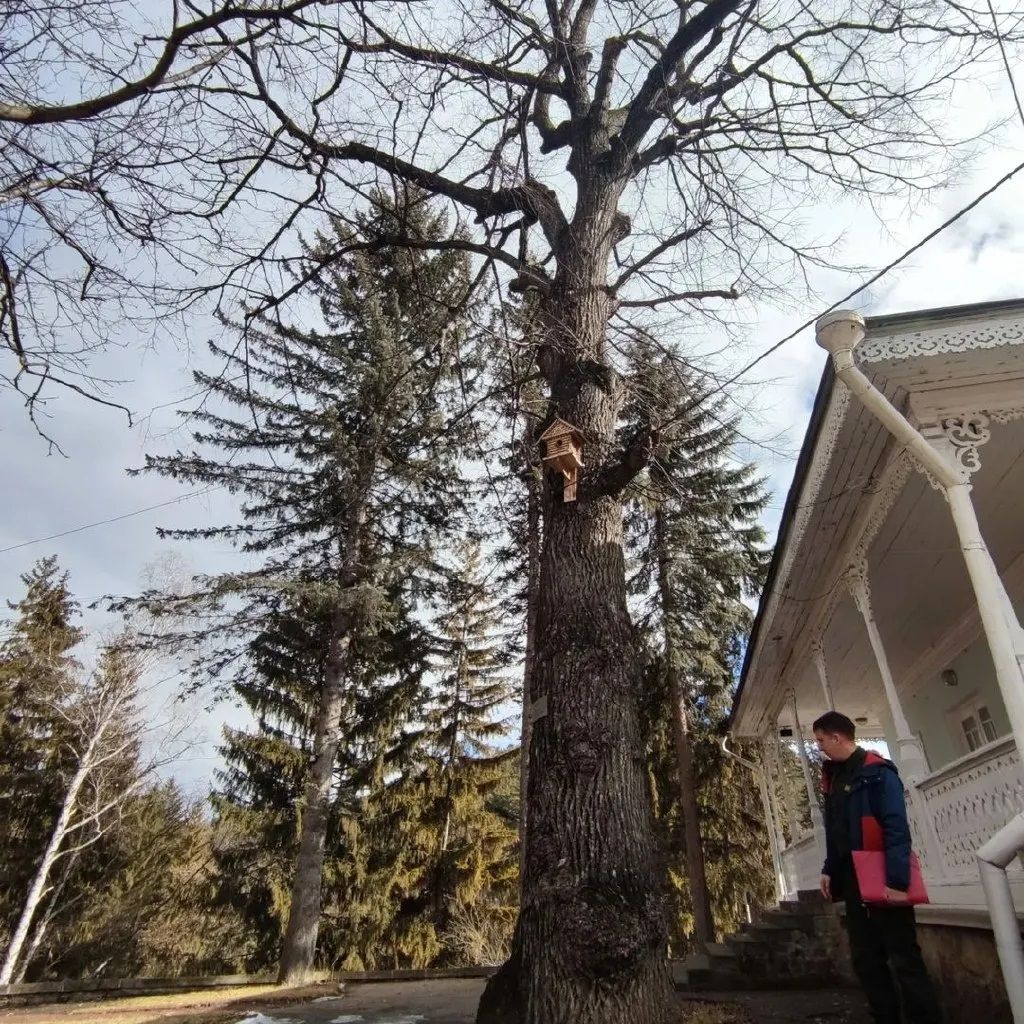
[958,702,999,753]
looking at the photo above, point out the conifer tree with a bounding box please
[487,298,544,877]
[625,340,773,948]
[0,558,83,954]
[422,540,517,932]
[129,190,482,981]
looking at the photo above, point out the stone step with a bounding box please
[760,908,811,927]
[796,888,827,905]
[684,946,740,975]
[706,942,736,959]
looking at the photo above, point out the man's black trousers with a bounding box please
[844,887,942,1024]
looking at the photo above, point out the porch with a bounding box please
[731,298,1024,920]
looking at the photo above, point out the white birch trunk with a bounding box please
[0,753,92,984]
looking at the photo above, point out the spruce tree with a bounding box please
[624,340,773,948]
[0,558,83,951]
[130,190,481,981]
[424,540,517,927]
[211,582,433,972]
[374,539,518,966]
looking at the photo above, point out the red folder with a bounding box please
[852,850,929,905]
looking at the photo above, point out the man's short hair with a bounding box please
[812,711,856,739]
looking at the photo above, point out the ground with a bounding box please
[0,980,872,1024]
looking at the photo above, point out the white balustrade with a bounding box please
[780,832,823,896]
[913,735,1024,882]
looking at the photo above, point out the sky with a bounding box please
[2,42,1023,798]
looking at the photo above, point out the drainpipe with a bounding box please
[817,310,1024,1023]
[978,813,1024,1024]
[722,736,786,903]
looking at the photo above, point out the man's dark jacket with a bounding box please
[821,749,913,895]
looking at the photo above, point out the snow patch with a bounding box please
[327,1017,364,1023]
[236,1014,300,1024]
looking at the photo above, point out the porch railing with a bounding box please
[780,832,822,896]
[779,734,1024,897]
[911,734,1024,883]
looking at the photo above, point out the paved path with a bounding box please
[247,980,482,1024]
[251,980,872,1024]
[680,989,871,1024]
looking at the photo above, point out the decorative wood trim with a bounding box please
[858,314,1024,363]
[742,382,851,731]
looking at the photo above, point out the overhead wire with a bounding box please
[0,488,219,556]
[10,14,1024,561]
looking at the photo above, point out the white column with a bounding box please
[846,559,945,876]
[846,561,930,784]
[789,692,825,843]
[811,638,835,710]
[774,728,802,843]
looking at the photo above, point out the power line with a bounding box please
[0,488,217,556]
[689,7,1024,416]
[672,157,1024,427]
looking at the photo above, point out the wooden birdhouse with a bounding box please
[540,417,584,502]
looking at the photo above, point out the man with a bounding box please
[813,711,941,1024]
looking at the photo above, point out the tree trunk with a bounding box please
[478,226,673,1023]
[667,674,714,947]
[276,623,349,984]
[1,752,92,985]
[278,462,373,985]
[13,849,79,983]
[518,452,541,890]
[654,505,715,948]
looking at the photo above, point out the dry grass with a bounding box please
[679,1000,750,1024]
[0,983,338,1024]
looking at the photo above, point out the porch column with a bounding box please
[811,638,835,710]
[845,560,930,784]
[774,729,802,842]
[789,692,826,846]
[817,312,1024,766]
[846,560,947,877]
[761,737,789,898]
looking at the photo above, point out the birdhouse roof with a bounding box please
[539,417,583,442]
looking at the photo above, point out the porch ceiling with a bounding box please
[733,298,1024,739]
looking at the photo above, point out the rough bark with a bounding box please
[479,199,673,1023]
[277,458,373,984]
[654,506,715,948]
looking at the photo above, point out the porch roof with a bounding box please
[732,297,1024,739]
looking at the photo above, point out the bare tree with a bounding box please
[183,4,1016,1020]
[0,0,326,441]
[7,0,1021,1017]
[0,637,187,985]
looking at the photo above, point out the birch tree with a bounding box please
[0,638,180,985]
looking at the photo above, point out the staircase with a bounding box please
[672,890,852,991]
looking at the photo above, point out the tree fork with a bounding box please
[478,280,673,1024]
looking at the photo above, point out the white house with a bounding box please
[730,298,1024,1018]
